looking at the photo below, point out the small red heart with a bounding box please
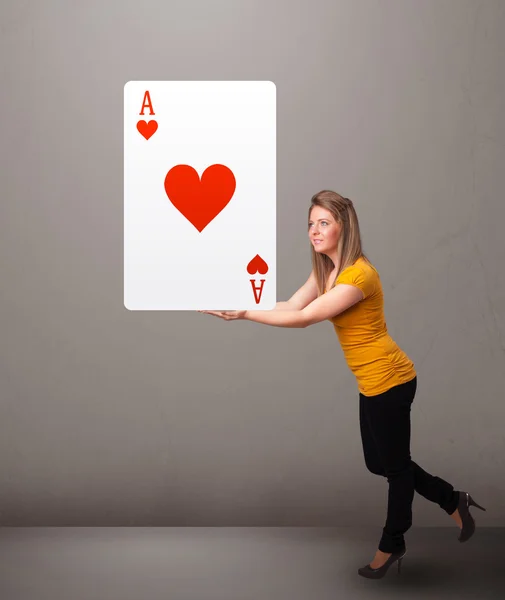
[247,254,269,275]
[137,119,158,140]
[164,164,236,232]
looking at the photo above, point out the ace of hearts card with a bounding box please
[124,81,276,310]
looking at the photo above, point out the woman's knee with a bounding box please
[365,460,385,476]
[384,459,413,480]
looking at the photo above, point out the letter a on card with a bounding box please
[124,81,276,310]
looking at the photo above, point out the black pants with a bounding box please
[359,376,459,553]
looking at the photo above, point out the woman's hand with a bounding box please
[198,310,247,321]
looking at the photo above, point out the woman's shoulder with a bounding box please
[336,255,379,297]
[341,255,378,277]
[357,255,379,274]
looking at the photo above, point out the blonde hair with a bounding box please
[308,190,369,296]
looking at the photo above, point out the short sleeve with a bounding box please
[336,265,376,299]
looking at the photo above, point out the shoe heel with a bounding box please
[397,557,403,575]
[469,495,486,512]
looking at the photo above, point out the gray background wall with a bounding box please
[1,0,504,527]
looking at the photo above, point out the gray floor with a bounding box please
[0,527,503,600]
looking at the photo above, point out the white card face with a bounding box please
[124,81,276,310]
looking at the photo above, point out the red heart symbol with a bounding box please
[137,119,158,140]
[247,254,269,275]
[164,164,236,232]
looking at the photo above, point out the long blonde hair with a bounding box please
[309,190,369,296]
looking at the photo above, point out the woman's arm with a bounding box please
[244,283,364,328]
[200,273,363,326]
[273,302,294,311]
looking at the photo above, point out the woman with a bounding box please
[200,190,486,579]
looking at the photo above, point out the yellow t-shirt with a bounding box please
[327,256,416,396]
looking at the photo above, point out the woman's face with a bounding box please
[308,206,342,254]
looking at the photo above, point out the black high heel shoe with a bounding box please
[358,549,406,579]
[456,491,486,542]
